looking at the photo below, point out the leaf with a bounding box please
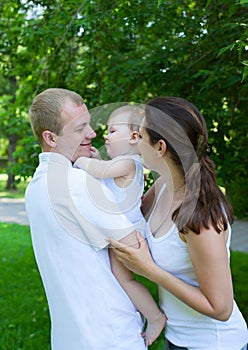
[217,43,236,57]
[205,0,214,8]
[241,66,248,82]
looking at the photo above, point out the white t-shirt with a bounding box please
[25,153,146,350]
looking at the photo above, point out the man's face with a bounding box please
[55,100,96,162]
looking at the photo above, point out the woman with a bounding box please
[109,97,248,350]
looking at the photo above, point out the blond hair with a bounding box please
[108,105,144,132]
[29,88,84,145]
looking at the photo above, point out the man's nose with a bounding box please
[87,126,96,139]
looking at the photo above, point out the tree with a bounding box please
[0,0,247,216]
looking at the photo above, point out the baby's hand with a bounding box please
[91,147,101,159]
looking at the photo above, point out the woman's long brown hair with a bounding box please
[145,96,233,234]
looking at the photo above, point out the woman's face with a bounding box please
[138,120,159,171]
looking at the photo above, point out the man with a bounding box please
[25,88,146,350]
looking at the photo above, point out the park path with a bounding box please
[0,198,247,253]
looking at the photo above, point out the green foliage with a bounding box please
[0,0,247,216]
[11,135,40,180]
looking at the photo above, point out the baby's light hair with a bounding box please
[109,105,145,132]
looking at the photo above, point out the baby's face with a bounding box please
[104,114,132,158]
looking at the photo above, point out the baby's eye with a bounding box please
[139,134,143,139]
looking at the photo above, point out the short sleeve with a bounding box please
[47,163,137,250]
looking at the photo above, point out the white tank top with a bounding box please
[146,184,248,350]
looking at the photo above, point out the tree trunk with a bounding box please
[6,133,18,190]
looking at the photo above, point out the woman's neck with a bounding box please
[159,157,185,197]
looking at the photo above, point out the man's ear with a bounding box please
[155,139,167,157]
[42,130,57,148]
[129,131,140,144]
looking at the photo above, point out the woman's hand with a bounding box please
[108,232,155,278]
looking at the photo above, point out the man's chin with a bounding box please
[76,151,91,160]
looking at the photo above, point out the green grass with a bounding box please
[0,223,247,350]
[0,223,50,350]
[0,174,30,199]
[230,251,248,321]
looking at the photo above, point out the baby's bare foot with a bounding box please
[143,311,167,346]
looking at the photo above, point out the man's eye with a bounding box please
[77,126,86,132]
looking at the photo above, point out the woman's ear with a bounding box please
[129,131,140,144]
[156,139,167,157]
[42,130,57,148]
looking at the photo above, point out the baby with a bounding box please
[75,105,166,346]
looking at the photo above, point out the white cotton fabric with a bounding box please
[102,154,146,235]
[146,184,248,350]
[25,152,146,350]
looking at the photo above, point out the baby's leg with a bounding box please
[109,234,167,346]
[143,311,167,346]
[120,274,166,346]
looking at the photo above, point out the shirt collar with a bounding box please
[39,152,73,168]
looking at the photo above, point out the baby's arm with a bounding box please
[109,233,166,346]
[74,156,135,179]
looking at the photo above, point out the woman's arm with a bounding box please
[109,227,233,321]
[74,156,135,179]
[184,227,233,320]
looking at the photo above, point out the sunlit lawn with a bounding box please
[0,223,247,350]
[0,174,30,199]
[0,223,50,350]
